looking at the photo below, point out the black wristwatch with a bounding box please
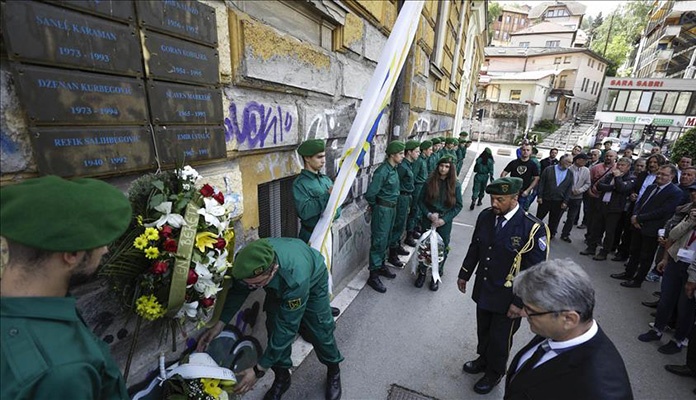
[253,365,266,379]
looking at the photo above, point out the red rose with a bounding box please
[200,297,215,308]
[151,260,169,275]
[163,238,178,252]
[212,191,224,204]
[200,184,214,197]
[160,225,173,238]
[187,269,198,285]
[213,237,226,250]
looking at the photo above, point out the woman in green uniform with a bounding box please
[469,147,495,210]
[415,156,463,291]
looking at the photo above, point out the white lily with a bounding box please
[194,262,221,298]
[209,249,231,274]
[178,165,200,182]
[197,197,227,231]
[146,201,186,228]
[175,301,199,319]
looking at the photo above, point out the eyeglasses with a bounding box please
[522,303,575,318]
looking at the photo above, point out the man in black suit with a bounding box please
[611,164,684,288]
[504,260,633,400]
[539,148,558,171]
[458,177,549,395]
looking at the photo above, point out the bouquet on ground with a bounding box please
[414,227,446,283]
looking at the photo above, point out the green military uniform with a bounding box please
[221,238,343,370]
[472,149,495,203]
[456,137,468,175]
[1,297,129,400]
[365,145,402,270]
[407,141,431,233]
[388,144,417,249]
[293,169,335,243]
[427,138,441,175]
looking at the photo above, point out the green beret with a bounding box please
[486,177,523,195]
[386,140,405,155]
[0,176,131,252]
[297,139,325,157]
[405,140,420,151]
[438,155,455,164]
[445,138,457,145]
[232,239,276,279]
[431,138,441,145]
[459,131,469,137]
[419,140,433,150]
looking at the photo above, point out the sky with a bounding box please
[499,1,624,18]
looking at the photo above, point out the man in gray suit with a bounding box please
[536,154,574,239]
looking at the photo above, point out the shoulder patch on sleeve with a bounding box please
[287,298,302,310]
[538,237,547,251]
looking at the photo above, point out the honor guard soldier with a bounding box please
[457,177,550,395]
[292,139,341,317]
[406,140,432,244]
[456,136,470,176]
[364,140,405,293]
[427,138,442,174]
[443,137,459,159]
[197,238,343,400]
[1,176,132,400]
[387,140,420,267]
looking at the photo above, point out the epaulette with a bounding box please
[524,211,544,224]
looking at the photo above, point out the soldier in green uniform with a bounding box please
[0,176,132,400]
[387,140,420,268]
[415,156,463,290]
[469,147,496,210]
[292,139,341,317]
[364,140,405,293]
[406,140,432,245]
[443,137,459,160]
[197,238,343,400]
[456,136,471,176]
[427,138,442,174]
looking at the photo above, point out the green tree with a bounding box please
[670,128,696,164]
[487,2,502,44]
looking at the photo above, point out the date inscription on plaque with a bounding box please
[137,0,217,46]
[148,81,222,124]
[144,31,219,85]
[155,125,226,164]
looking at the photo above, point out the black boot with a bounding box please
[414,272,426,288]
[404,233,417,247]
[367,270,387,293]
[429,277,439,291]
[477,198,483,206]
[387,248,404,268]
[325,364,342,400]
[396,245,409,256]
[411,230,422,239]
[263,368,291,400]
[469,201,475,210]
[377,264,396,279]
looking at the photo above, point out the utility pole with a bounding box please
[603,12,615,57]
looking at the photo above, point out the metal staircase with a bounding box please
[537,105,598,151]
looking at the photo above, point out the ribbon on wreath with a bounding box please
[166,203,200,317]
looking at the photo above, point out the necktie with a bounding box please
[495,215,506,234]
[514,340,551,379]
[638,185,659,213]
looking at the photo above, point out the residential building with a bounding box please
[490,4,531,47]
[633,0,696,79]
[527,0,586,30]
[510,20,578,48]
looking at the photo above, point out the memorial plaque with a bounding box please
[14,64,149,125]
[144,31,219,85]
[2,1,142,76]
[137,0,218,47]
[155,125,226,164]
[30,126,156,177]
[147,81,223,124]
[53,0,135,22]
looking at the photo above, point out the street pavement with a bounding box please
[245,142,694,400]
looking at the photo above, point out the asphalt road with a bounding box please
[244,142,694,400]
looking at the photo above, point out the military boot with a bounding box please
[325,363,342,400]
[477,198,483,206]
[414,272,426,288]
[263,367,291,400]
[429,277,439,291]
[367,270,387,293]
[404,232,418,247]
[469,201,475,210]
[387,248,404,268]
[396,245,409,256]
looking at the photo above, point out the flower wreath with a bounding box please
[100,166,236,377]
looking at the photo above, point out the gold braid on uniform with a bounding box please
[504,222,546,288]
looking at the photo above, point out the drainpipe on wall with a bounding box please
[388,0,406,142]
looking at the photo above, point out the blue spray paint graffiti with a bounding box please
[224,101,293,148]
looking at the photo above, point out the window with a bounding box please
[554,57,562,64]
[638,92,653,112]
[498,15,503,22]
[604,89,619,111]
[587,58,591,67]
[520,42,530,47]
[625,91,641,112]
[258,177,298,239]
[506,15,511,23]
[591,60,595,68]
[649,92,667,113]
[558,75,567,88]
[510,90,522,101]
[581,78,587,91]
[616,90,631,111]
[675,92,692,114]
[662,92,679,114]
[495,30,500,38]
[503,32,509,40]
[546,40,560,47]
[591,82,596,95]
[431,1,451,70]
[564,56,571,63]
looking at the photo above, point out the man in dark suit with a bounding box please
[611,164,683,288]
[504,260,633,400]
[458,177,549,395]
[539,148,559,171]
[536,154,574,239]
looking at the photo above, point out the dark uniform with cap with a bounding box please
[459,177,549,394]
[406,140,432,241]
[292,139,338,243]
[220,238,343,398]
[365,140,405,292]
[0,176,131,400]
[456,135,469,176]
[388,140,419,266]
[427,138,442,174]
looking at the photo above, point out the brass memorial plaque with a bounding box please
[136,0,218,47]
[13,64,149,125]
[30,126,156,177]
[54,0,135,22]
[155,125,226,164]
[147,81,223,124]
[143,31,219,85]
[2,1,142,76]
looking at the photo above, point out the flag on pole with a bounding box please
[309,1,425,290]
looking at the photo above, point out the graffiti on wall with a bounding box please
[224,101,294,148]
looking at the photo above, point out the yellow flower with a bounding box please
[144,227,159,241]
[135,295,166,321]
[137,215,144,226]
[144,247,160,259]
[223,228,235,243]
[133,235,149,250]
[195,231,218,252]
[201,378,223,398]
